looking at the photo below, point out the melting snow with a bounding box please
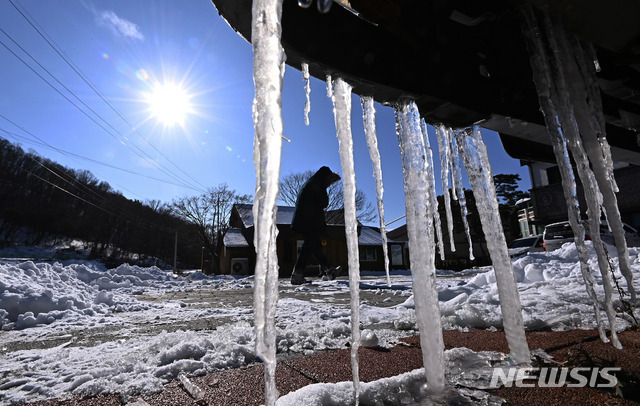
[0,242,638,403]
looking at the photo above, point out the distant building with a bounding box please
[387,193,494,270]
[387,219,490,271]
[501,134,640,229]
[219,203,407,276]
[516,197,543,237]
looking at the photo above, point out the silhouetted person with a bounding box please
[290,166,341,285]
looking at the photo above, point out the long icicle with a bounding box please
[396,100,446,393]
[581,41,618,194]
[449,134,475,261]
[555,21,636,305]
[454,126,530,364]
[302,61,311,125]
[332,77,362,404]
[251,0,285,404]
[436,124,456,253]
[543,11,622,347]
[361,96,390,285]
[421,120,445,261]
[520,4,608,344]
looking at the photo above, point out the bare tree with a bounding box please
[171,184,251,272]
[208,184,252,241]
[145,199,171,215]
[279,171,310,207]
[279,170,376,224]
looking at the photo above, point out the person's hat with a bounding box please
[317,166,341,185]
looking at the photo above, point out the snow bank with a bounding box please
[0,261,162,330]
[0,243,638,404]
[438,243,640,331]
[0,260,254,331]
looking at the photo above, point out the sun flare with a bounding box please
[145,82,192,126]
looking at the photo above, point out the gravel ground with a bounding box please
[24,328,640,406]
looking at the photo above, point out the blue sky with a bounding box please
[0,0,530,228]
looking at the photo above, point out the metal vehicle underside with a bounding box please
[211,0,640,165]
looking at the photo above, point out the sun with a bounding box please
[145,82,192,126]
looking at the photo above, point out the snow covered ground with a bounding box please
[0,242,639,404]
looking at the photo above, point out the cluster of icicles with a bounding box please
[249,0,636,404]
[521,4,637,349]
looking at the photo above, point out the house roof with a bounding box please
[223,228,249,248]
[228,204,400,247]
[223,225,395,248]
[359,226,395,246]
[233,204,293,228]
[386,224,408,241]
[233,203,350,228]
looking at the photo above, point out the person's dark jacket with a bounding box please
[291,167,339,236]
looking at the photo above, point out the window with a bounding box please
[546,166,562,184]
[390,244,403,266]
[362,246,377,261]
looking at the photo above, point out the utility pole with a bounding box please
[174,230,178,270]
[201,246,204,272]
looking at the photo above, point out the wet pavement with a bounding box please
[0,275,417,354]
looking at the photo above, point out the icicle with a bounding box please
[579,40,618,193]
[564,140,621,347]
[564,30,635,304]
[449,133,475,260]
[454,126,530,365]
[179,373,205,401]
[549,14,635,305]
[520,4,609,345]
[421,119,445,261]
[538,11,626,347]
[326,74,333,98]
[436,125,456,252]
[395,100,446,393]
[332,77,361,404]
[250,0,285,404]
[361,96,391,286]
[302,62,311,126]
[531,8,630,347]
[545,14,622,347]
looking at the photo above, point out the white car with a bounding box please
[507,235,544,258]
[542,221,575,252]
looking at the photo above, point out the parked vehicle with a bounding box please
[600,222,640,247]
[508,235,544,258]
[542,221,575,252]
[542,220,640,252]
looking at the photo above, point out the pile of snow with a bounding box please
[0,261,156,329]
[0,243,638,404]
[437,242,639,331]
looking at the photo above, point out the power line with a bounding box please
[0,31,205,194]
[4,144,178,234]
[27,169,174,234]
[0,128,155,227]
[0,124,147,201]
[0,122,202,193]
[8,0,209,192]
